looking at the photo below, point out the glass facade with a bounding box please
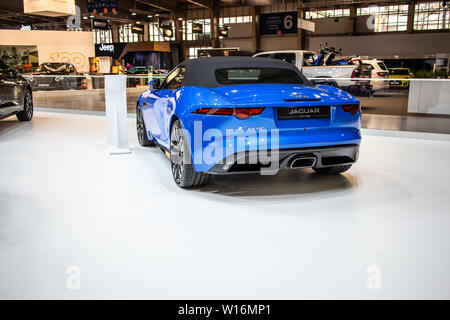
[357,5,409,32]
[183,19,211,41]
[94,29,112,44]
[414,1,450,30]
[119,24,139,43]
[305,9,350,19]
[219,16,252,26]
[187,46,212,59]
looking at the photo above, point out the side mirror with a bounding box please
[149,78,160,90]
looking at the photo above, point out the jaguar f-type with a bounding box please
[136,57,361,188]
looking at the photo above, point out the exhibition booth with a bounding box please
[2,0,450,303]
[0,29,95,73]
[1,29,449,130]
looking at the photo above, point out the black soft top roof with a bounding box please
[178,56,310,88]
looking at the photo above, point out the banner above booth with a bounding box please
[95,42,171,60]
[95,43,127,60]
[91,18,110,30]
[23,0,76,17]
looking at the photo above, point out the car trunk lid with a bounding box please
[209,84,330,107]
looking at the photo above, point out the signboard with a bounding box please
[131,24,144,35]
[23,0,76,17]
[192,22,203,34]
[260,11,298,35]
[298,18,315,32]
[95,43,126,59]
[159,19,174,38]
[91,18,109,30]
[219,27,229,38]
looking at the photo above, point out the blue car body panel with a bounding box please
[137,82,361,173]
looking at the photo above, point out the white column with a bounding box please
[105,75,131,154]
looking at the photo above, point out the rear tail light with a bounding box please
[351,69,359,78]
[342,104,361,115]
[193,107,264,119]
[377,72,387,77]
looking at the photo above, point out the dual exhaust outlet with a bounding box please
[289,156,317,169]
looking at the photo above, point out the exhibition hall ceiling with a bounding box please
[0,0,436,30]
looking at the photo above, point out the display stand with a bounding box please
[105,75,131,154]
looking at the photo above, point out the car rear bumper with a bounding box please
[206,144,359,174]
[182,106,361,173]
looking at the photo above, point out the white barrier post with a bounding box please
[105,75,131,154]
[408,79,450,115]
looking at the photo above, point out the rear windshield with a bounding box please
[273,52,296,65]
[377,62,388,70]
[215,68,303,85]
[390,69,409,75]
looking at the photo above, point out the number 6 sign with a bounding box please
[260,11,298,35]
[284,15,294,29]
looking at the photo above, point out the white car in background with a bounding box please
[253,50,370,93]
[361,59,389,92]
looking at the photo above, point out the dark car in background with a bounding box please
[126,66,150,74]
[126,66,166,87]
[0,60,33,121]
[27,62,86,91]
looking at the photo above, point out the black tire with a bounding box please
[313,164,352,175]
[170,120,209,188]
[16,89,33,121]
[136,105,155,147]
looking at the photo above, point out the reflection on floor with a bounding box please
[359,89,408,116]
[33,87,145,113]
[362,113,450,135]
[1,111,450,299]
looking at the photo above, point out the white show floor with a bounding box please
[1,110,450,299]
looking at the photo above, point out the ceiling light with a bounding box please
[82,16,88,20]
[147,15,152,18]
[155,14,160,17]
[89,15,94,18]
[131,12,137,16]
[136,21,141,24]
[178,17,183,20]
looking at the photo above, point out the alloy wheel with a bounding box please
[136,107,145,145]
[170,126,184,184]
[25,92,33,119]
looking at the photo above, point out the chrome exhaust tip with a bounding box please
[289,156,317,169]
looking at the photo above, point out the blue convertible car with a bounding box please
[136,57,361,188]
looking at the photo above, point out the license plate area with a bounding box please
[277,106,330,120]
